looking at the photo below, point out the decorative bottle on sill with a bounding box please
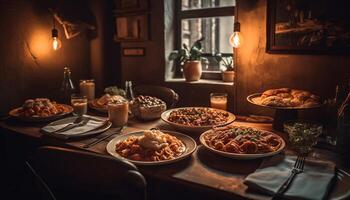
[125,81,134,101]
[59,67,75,104]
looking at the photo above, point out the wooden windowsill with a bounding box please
[165,78,234,86]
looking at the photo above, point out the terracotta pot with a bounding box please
[183,61,202,81]
[222,71,235,82]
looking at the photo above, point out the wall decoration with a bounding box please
[114,0,149,13]
[114,14,149,42]
[267,0,350,54]
[122,47,145,56]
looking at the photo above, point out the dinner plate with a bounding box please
[9,104,73,122]
[161,107,236,133]
[89,99,108,113]
[42,116,112,139]
[247,93,323,110]
[199,128,286,160]
[106,130,197,165]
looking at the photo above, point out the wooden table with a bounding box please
[1,116,349,200]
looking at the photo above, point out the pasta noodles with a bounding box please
[115,130,186,161]
[19,98,68,117]
[203,125,283,154]
[168,107,230,126]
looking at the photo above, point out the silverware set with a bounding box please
[52,117,90,133]
[273,156,306,199]
[83,126,124,148]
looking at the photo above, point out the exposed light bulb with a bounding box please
[52,36,62,50]
[229,31,243,48]
[229,21,243,48]
[51,28,61,50]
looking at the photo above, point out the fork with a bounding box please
[273,156,306,199]
[52,117,89,133]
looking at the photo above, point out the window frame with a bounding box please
[175,0,235,79]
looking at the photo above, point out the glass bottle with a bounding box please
[125,81,134,101]
[59,67,75,104]
[336,101,350,155]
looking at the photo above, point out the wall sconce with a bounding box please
[51,16,62,50]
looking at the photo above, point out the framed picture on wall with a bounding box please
[122,47,145,56]
[267,0,350,54]
[114,14,150,42]
[114,0,149,13]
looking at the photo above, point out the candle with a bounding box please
[210,93,228,110]
[79,79,95,101]
[108,100,129,127]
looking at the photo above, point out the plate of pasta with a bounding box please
[200,125,285,159]
[106,129,196,165]
[9,98,73,122]
[161,107,235,133]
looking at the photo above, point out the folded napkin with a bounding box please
[42,115,108,139]
[244,154,336,200]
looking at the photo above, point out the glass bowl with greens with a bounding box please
[283,120,323,154]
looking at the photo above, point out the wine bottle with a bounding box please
[59,67,75,104]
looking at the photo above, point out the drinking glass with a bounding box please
[210,93,228,110]
[79,79,95,102]
[71,94,88,116]
[108,100,129,127]
[284,120,323,155]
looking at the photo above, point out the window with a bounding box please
[176,0,235,79]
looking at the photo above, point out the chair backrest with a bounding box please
[134,85,179,109]
[27,146,147,200]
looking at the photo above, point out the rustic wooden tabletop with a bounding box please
[1,116,349,200]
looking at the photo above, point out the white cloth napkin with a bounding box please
[42,115,108,138]
[244,154,336,200]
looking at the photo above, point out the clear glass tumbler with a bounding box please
[71,94,88,116]
[210,93,228,110]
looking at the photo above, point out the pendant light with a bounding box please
[51,15,62,50]
[229,7,243,48]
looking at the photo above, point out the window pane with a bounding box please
[182,0,235,10]
[181,16,234,54]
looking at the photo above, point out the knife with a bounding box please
[83,126,124,148]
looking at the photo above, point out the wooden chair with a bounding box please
[134,85,179,109]
[26,146,147,200]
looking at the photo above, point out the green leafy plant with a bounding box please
[104,86,126,96]
[214,53,234,71]
[168,37,208,65]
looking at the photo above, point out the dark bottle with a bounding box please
[125,81,134,101]
[59,67,75,104]
[336,92,350,155]
[325,85,343,145]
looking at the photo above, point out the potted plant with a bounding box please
[168,38,207,82]
[214,53,234,82]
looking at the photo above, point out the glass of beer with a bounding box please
[210,93,228,110]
